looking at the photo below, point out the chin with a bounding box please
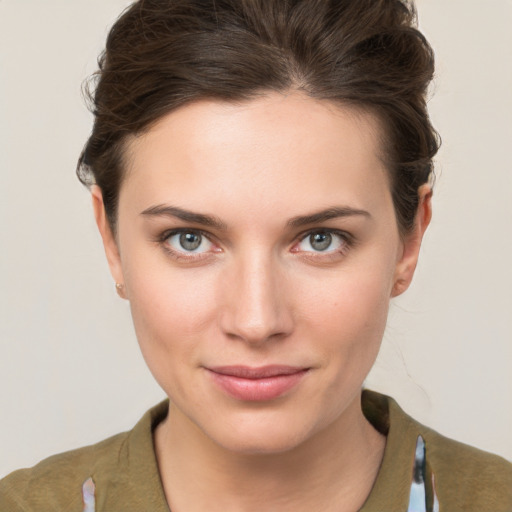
[198,409,321,456]
[215,430,309,456]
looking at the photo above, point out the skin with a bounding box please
[93,92,431,512]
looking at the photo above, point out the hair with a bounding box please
[77,0,440,236]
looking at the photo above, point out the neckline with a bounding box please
[128,390,419,512]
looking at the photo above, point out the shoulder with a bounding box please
[362,390,512,511]
[0,399,169,512]
[418,421,512,510]
[387,392,512,511]
[0,430,130,511]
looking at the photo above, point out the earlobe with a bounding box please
[391,184,432,297]
[91,186,127,299]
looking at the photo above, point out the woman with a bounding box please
[1,0,511,510]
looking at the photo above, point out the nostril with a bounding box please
[221,309,294,344]
[224,324,285,345]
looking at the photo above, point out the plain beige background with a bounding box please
[0,0,511,478]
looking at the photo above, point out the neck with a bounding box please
[154,394,385,512]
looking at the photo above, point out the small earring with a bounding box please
[115,282,125,298]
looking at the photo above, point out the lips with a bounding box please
[206,365,309,401]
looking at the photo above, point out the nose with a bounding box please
[219,252,294,345]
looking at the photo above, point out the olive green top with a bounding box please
[1,391,511,511]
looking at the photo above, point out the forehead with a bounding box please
[121,92,392,223]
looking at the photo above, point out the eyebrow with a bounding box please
[286,207,371,228]
[141,205,228,230]
[141,204,371,230]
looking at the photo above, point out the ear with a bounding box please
[91,186,127,299]
[391,184,432,297]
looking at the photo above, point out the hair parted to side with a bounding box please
[77,0,440,235]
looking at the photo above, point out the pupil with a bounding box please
[311,232,332,251]
[180,232,201,251]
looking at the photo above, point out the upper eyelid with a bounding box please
[157,228,216,256]
[159,227,214,242]
[159,229,215,259]
[292,229,353,256]
[295,228,352,242]
[157,227,352,250]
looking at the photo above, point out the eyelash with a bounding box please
[291,229,354,261]
[156,228,218,262]
[156,228,354,262]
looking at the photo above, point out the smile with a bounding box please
[206,365,310,402]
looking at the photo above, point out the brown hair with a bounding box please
[77,0,440,235]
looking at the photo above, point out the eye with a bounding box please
[295,231,348,253]
[164,230,214,254]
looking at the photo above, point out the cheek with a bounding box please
[124,259,219,380]
[295,261,394,372]
[299,263,392,332]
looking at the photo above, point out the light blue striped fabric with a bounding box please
[407,436,439,512]
[82,477,95,512]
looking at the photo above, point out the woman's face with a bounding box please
[95,92,428,454]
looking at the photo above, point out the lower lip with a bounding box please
[208,370,308,401]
